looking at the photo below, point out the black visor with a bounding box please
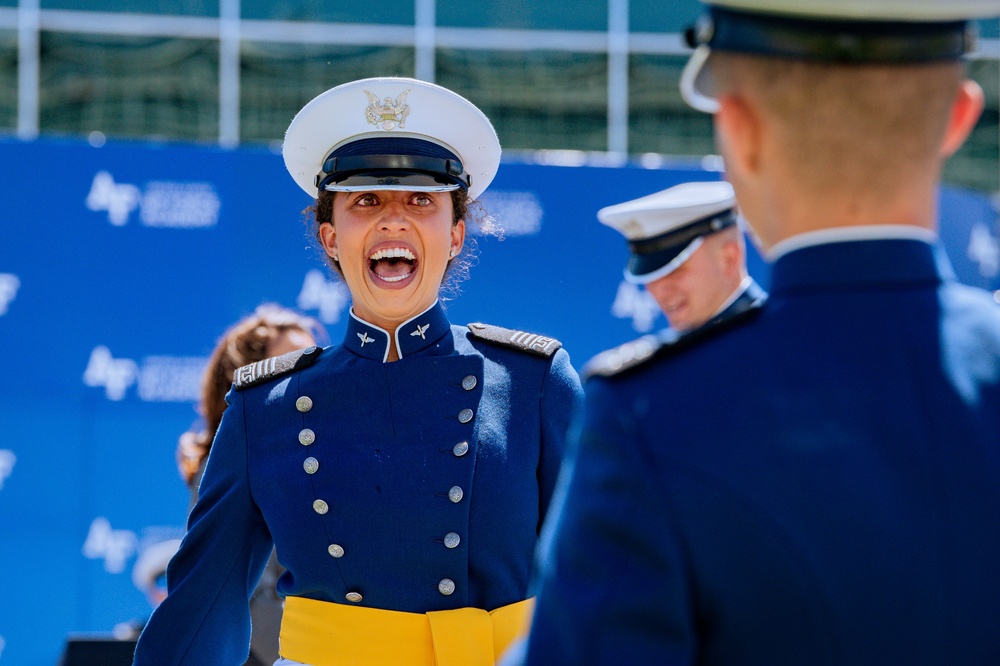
[316,137,470,192]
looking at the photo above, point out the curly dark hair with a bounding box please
[176,304,323,485]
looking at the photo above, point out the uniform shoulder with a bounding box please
[466,322,563,358]
[584,299,765,380]
[582,333,672,379]
[233,345,324,391]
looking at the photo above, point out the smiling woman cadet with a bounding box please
[132,77,583,666]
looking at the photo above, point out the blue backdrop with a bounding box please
[0,137,997,665]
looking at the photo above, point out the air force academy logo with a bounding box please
[83,346,138,400]
[86,171,141,226]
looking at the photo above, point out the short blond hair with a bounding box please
[711,54,963,196]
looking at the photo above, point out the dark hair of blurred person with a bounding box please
[177,304,323,488]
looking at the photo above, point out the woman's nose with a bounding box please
[379,201,411,230]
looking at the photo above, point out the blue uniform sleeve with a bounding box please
[537,347,584,525]
[523,377,696,665]
[133,388,274,665]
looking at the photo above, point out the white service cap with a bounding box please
[283,77,501,200]
[598,181,737,284]
[680,0,998,113]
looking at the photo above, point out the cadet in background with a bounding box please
[598,181,764,334]
[584,181,766,377]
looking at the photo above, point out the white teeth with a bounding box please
[380,274,409,283]
[369,247,416,261]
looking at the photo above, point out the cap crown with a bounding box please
[283,77,501,200]
[598,181,736,241]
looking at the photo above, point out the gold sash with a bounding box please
[279,595,534,666]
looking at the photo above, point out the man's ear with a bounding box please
[714,94,763,182]
[940,79,984,159]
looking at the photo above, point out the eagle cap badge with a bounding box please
[365,89,411,131]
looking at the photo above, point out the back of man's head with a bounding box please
[712,56,963,199]
[680,0,994,246]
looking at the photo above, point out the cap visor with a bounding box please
[625,237,705,285]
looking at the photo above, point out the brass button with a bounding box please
[345,591,362,603]
[328,544,344,558]
[296,396,313,412]
[312,499,329,514]
[443,532,460,549]
[461,375,477,391]
[303,457,319,474]
[299,428,316,446]
[448,486,464,503]
[458,408,474,424]
[453,441,469,457]
[438,578,455,596]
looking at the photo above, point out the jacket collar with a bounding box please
[344,300,452,362]
[769,238,951,297]
[707,277,767,328]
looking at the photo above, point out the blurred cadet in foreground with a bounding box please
[520,0,1000,664]
[176,304,322,666]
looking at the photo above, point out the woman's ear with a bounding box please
[318,222,338,261]
[940,79,985,159]
[450,219,466,259]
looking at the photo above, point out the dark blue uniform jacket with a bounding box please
[134,301,582,664]
[523,238,1000,665]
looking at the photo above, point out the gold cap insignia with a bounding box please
[364,89,411,131]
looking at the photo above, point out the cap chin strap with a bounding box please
[680,45,720,114]
[327,180,460,193]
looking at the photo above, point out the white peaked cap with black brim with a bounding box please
[680,0,1000,114]
[283,77,501,201]
[598,181,738,285]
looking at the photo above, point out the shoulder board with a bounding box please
[582,333,669,379]
[584,298,765,379]
[466,322,563,358]
[233,346,323,391]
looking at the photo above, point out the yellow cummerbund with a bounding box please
[279,595,534,666]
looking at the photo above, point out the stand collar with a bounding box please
[344,300,451,362]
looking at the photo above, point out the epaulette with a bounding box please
[233,346,323,391]
[582,333,670,379]
[584,298,765,379]
[466,322,563,358]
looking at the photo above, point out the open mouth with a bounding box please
[368,246,417,284]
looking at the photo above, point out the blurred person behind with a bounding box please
[176,304,323,666]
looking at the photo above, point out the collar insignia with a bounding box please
[411,323,429,340]
[357,331,374,347]
[364,89,411,131]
